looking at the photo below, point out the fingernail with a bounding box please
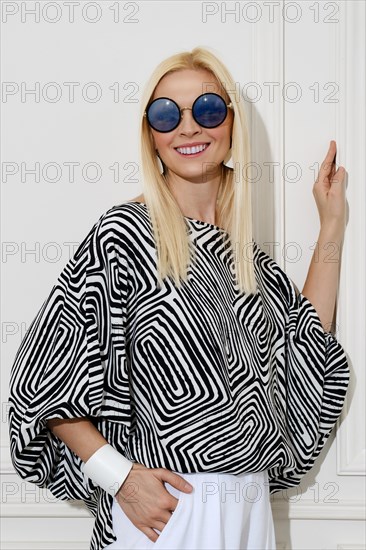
[184,483,193,491]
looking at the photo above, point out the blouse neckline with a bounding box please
[126,201,228,233]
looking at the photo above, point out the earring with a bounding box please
[155,149,164,175]
[223,137,233,168]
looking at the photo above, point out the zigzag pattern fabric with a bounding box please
[8,201,350,550]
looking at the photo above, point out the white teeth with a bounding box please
[176,143,209,155]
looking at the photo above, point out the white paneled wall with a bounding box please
[2,1,365,548]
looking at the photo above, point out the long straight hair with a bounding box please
[135,46,257,295]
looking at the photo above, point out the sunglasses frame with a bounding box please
[143,92,233,133]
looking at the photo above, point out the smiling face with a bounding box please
[148,68,233,184]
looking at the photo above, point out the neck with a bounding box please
[164,164,225,225]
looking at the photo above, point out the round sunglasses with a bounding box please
[143,92,233,133]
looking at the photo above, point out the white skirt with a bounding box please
[105,469,276,550]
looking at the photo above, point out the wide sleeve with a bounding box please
[7,208,132,504]
[260,251,351,494]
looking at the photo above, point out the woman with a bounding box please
[8,47,350,550]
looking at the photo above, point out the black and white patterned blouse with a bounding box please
[8,201,350,550]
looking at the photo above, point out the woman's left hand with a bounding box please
[312,140,348,235]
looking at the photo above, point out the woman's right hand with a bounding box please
[115,462,193,543]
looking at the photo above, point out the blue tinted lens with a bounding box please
[146,98,180,132]
[193,93,227,128]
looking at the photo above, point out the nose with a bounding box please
[178,108,201,135]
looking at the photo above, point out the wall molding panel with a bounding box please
[1,543,89,550]
[250,0,284,261]
[336,0,366,477]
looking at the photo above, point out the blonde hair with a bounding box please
[135,46,257,295]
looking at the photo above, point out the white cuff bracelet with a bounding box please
[82,443,133,497]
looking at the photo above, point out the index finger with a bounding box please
[320,140,337,177]
[159,468,193,492]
